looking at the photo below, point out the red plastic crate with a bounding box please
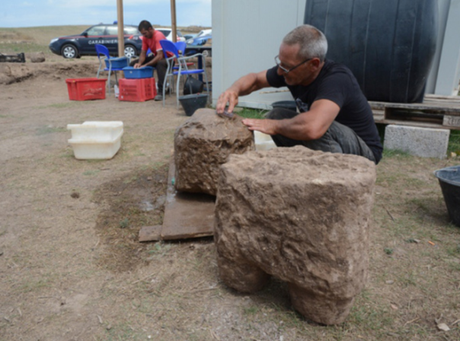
[66,78,107,101]
[118,78,157,102]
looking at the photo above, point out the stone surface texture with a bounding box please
[174,108,255,195]
[214,146,376,325]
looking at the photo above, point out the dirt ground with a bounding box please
[1,60,460,341]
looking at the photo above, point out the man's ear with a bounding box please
[310,57,321,69]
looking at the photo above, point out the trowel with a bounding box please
[216,109,234,119]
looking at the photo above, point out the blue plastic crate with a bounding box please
[122,66,154,79]
[104,57,129,69]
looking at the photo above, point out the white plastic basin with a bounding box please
[67,121,124,160]
[67,121,123,140]
[254,131,276,151]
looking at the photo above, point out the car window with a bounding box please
[86,26,106,36]
[124,27,140,35]
[157,29,170,37]
[106,26,118,35]
[196,30,211,38]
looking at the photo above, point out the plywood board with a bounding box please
[139,157,215,242]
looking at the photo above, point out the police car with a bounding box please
[49,24,143,59]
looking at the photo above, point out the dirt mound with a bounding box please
[0,31,33,42]
[93,165,169,273]
[0,61,99,85]
[184,25,209,33]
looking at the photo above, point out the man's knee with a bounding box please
[155,59,167,68]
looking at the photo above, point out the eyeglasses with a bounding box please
[274,55,312,74]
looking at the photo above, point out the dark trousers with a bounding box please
[266,108,376,163]
[129,55,168,93]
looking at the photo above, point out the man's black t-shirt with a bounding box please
[266,60,383,163]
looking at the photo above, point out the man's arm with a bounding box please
[134,50,147,68]
[216,70,270,113]
[242,99,340,140]
[143,50,164,67]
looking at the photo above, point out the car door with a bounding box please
[104,26,120,55]
[157,29,171,41]
[81,25,107,55]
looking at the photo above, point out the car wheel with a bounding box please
[124,45,137,58]
[61,44,78,59]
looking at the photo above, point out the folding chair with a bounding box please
[159,39,209,107]
[173,41,194,70]
[175,42,187,56]
[95,44,128,92]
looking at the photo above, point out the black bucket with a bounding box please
[183,76,204,95]
[271,100,297,112]
[179,94,208,116]
[434,166,460,227]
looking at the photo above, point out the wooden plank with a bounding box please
[370,102,460,115]
[370,97,460,129]
[160,191,215,240]
[443,115,460,127]
[372,119,458,130]
[425,93,460,102]
[139,156,215,242]
[384,108,444,125]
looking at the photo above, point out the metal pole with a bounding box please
[117,0,125,57]
[170,0,177,42]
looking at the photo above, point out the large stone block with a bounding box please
[174,108,255,195]
[214,146,376,325]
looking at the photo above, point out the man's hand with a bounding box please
[216,71,269,114]
[241,118,278,135]
[133,63,141,69]
[216,89,239,114]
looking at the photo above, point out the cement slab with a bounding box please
[384,125,450,159]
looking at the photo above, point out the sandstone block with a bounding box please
[174,108,255,195]
[214,146,376,325]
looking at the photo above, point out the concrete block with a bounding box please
[384,125,450,159]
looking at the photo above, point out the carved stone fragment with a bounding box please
[174,108,255,195]
[214,146,376,324]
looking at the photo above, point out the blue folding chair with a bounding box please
[175,41,186,56]
[173,41,194,70]
[95,44,128,92]
[159,39,209,107]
